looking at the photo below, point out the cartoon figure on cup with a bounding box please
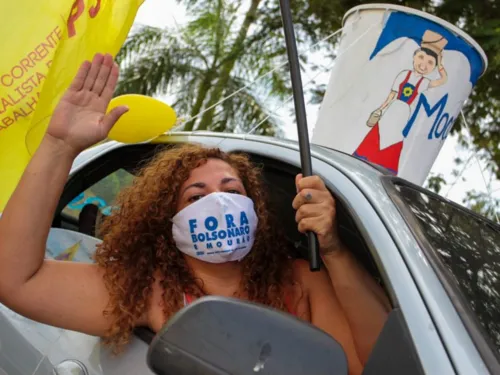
[354,30,449,174]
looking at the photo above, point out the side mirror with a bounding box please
[147,296,347,375]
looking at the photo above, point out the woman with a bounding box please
[0,54,389,375]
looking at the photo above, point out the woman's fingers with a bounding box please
[297,175,326,191]
[69,53,119,97]
[83,53,104,91]
[91,54,113,95]
[69,60,91,92]
[295,173,303,191]
[298,217,323,234]
[295,203,324,223]
[292,188,330,210]
[101,105,128,134]
[101,62,120,103]
[297,214,335,238]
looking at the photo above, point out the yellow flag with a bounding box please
[0,0,143,210]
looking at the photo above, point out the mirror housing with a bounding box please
[147,296,347,375]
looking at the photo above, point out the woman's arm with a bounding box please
[294,260,363,375]
[293,174,390,365]
[322,246,391,364]
[0,53,128,336]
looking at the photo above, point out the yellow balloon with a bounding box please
[107,94,177,143]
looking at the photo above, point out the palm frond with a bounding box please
[202,74,283,137]
[116,0,287,139]
[116,26,164,65]
[176,0,243,18]
[116,47,205,98]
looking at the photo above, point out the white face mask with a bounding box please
[172,192,258,263]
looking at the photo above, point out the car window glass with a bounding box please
[395,184,500,354]
[62,169,134,236]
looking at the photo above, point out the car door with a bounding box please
[171,134,457,374]
[0,310,54,375]
[62,133,457,374]
[0,229,106,375]
[0,133,458,374]
[384,179,500,374]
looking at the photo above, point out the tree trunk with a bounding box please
[185,0,224,131]
[196,0,261,130]
[184,71,215,131]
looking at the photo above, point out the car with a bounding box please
[1,131,499,375]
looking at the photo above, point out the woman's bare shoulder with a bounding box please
[291,258,321,280]
[290,258,310,275]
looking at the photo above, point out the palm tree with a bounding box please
[116,0,292,136]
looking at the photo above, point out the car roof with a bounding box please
[71,131,389,180]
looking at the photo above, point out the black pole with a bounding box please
[278,0,320,271]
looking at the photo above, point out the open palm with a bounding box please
[47,53,128,154]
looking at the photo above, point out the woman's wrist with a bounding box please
[42,134,80,160]
[320,235,346,258]
[321,242,351,276]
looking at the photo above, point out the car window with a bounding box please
[62,168,134,236]
[395,184,500,354]
[61,169,134,238]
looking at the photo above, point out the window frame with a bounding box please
[57,135,452,373]
[382,176,500,373]
[55,143,169,224]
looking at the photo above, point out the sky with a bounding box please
[133,0,499,213]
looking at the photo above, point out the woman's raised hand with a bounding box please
[45,53,128,155]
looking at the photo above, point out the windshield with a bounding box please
[395,184,500,355]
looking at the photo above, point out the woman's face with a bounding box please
[413,50,437,75]
[177,158,248,212]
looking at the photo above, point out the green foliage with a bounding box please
[425,171,500,221]
[117,0,291,135]
[88,169,134,205]
[463,190,500,221]
[117,29,204,98]
[426,173,447,194]
[433,1,500,180]
[116,0,499,219]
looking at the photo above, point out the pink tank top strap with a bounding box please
[183,292,194,306]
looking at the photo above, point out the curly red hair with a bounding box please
[94,144,293,352]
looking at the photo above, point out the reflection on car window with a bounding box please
[62,169,134,237]
[396,184,500,353]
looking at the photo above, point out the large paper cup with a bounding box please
[312,4,487,185]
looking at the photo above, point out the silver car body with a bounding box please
[0,132,495,374]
